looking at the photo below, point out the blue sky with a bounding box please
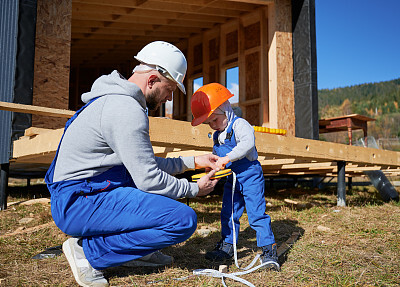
[316,0,400,90]
[193,67,239,104]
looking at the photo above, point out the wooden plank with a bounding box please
[224,0,272,4]
[0,101,75,118]
[73,1,243,17]
[72,14,219,30]
[277,231,301,257]
[149,118,214,151]
[267,3,278,128]
[12,128,64,159]
[254,133,400,167]
[71,20,201,34]
[320,114,376,122]
[10,117,400,174]
[75,0,258,11]
[260,7,269,127]
[155,149,209,158]
[72,29,189,39]
[24,127,55,137]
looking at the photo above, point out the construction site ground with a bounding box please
[1,178,399,286]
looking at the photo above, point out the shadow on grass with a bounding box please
[106,218,304,281]
[7,183,50,201]
[267,185,388,208]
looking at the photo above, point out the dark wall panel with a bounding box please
[13,0,38,141]
[0,1,19,164]
[292,0,319,139]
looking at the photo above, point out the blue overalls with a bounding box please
[45,98,197,270]
[213,117,275,247]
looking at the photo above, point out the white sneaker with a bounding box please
[122,250,174,267]
[62,238,109,287]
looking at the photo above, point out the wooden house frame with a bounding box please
[31,0,302,134]
[1,0,399,209]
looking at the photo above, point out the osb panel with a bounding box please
[276,32,294,132]
[208,38,219,61]
[35,0,71,39]
[275,0,292,33]
[225,30,238,56]
[193,43,203,67]
[245,104,260,126]
[244,22,261,50]
[275,0,294,135]
[32,0,71,129]
[245,52,260,100]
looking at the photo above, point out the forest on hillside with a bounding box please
[318,78,400,150]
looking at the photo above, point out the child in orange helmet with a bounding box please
[191,83,280,271]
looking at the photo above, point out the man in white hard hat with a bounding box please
[45,41,220,287]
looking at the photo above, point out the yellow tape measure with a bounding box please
[191,169,232,182]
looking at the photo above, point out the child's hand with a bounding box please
[216,156,230,169]
[195,154,220,171]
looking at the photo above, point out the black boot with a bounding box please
[205,240,234,261]
[260,243,280,271]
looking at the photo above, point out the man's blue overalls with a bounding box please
[213,117,275,247]
[45,98,197,270]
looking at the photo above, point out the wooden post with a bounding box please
[337,161,346,207]
[348,177,352,190]
[347,118,353,145]
[0,163,9,210]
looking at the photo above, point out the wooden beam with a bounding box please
[71,20,201,33]
[9,116,400,175]
[12,128,64,159]
[24,127,54,137]
[72,12,218,28]
[73,1,243,17]
[72,29,189,39]
[254,133,400,167]
[224,0,272,5]
[0,101,75,118]
[74,0,258,11]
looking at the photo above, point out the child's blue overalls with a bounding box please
[213,117,275,247]
[45,98,197,270]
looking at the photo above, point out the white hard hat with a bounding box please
[134,41,187,94]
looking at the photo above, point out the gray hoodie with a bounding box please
[53,70,199,199]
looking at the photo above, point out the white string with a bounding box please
[192,171,277,287]
[147,171,277,286]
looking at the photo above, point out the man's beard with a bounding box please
[146,87,161,111]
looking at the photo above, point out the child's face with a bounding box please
[204,112,228,131]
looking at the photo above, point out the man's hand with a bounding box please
[194,154,220,171]
[216,156,230,170]
[197,169,219,196]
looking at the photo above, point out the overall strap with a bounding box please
[225,116,239,142]
[213,116,239,146]
[45,97,100,184]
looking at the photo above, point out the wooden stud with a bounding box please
[0,101,75,118]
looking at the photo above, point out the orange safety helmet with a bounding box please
[191,83,233,126]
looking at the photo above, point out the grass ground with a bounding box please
[0,178,399,286]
